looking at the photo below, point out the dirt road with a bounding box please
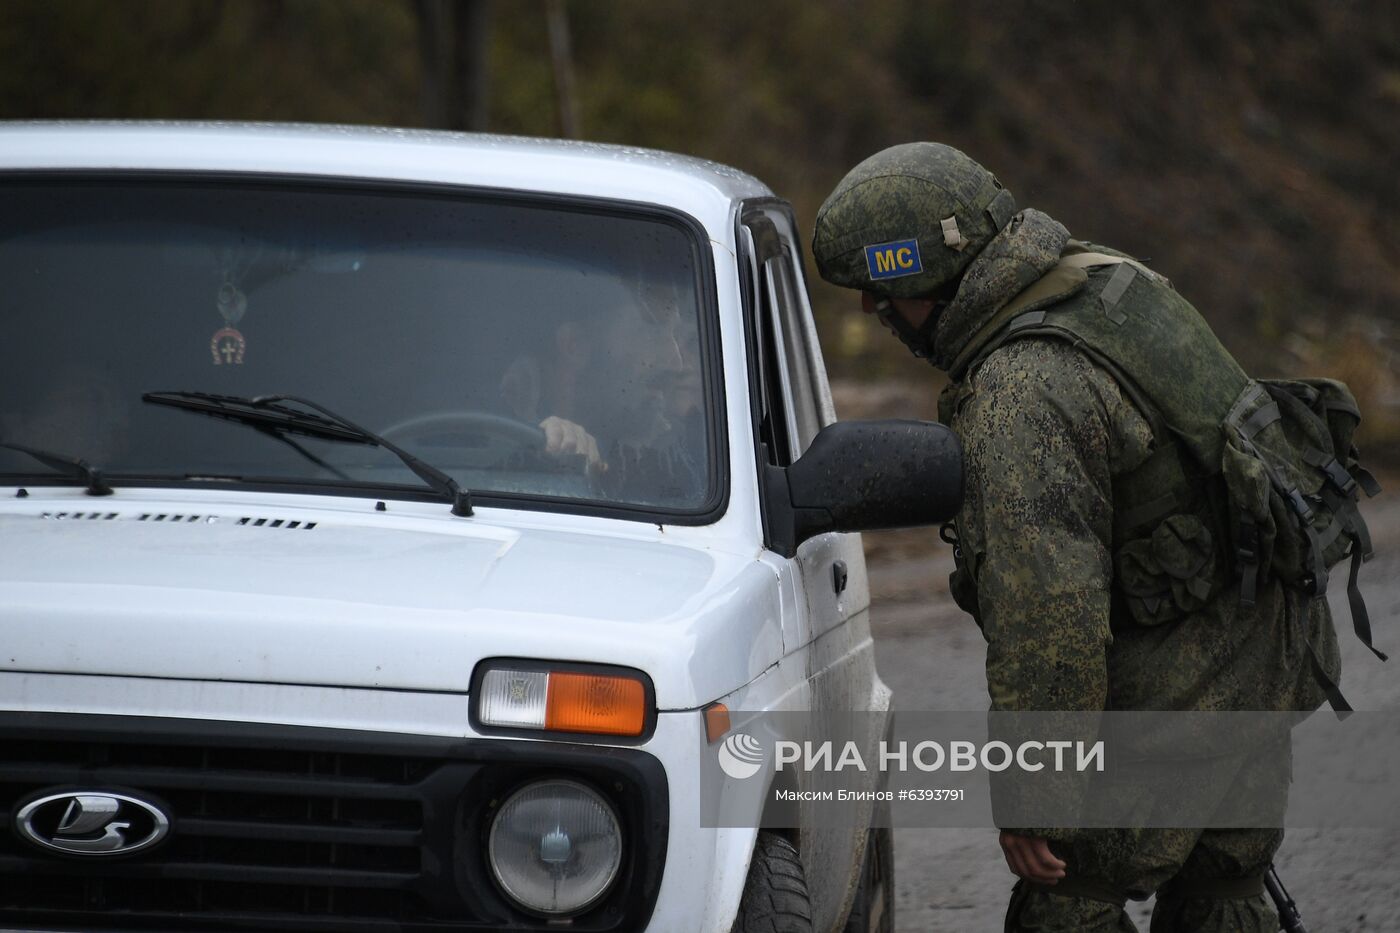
[861,459,1399,931]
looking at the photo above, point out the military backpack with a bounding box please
[949,242,1383,711]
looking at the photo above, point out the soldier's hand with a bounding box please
[999,831,1066,884]
[539,416,606,475]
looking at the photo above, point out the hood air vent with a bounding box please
[235,516,317,530]
[37,512,316,530]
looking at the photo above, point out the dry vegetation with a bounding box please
[3,0,1397,458]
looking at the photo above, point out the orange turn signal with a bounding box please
[704,702,731,744]
[545,672,647,737]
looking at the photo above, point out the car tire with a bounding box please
[731,831,813,933]
[842,823,894,933]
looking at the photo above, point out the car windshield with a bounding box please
[0,178,716,515]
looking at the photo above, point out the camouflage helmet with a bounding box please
[812,142,1017,299]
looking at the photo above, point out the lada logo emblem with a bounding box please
[13,790,171,856]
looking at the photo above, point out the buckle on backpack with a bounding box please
[1321,458,1358,497]
[1286,487,1315,523]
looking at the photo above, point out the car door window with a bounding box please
[743,207,826,468]
[763,253,822,457]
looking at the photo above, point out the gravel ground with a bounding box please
[864,491,1400,932]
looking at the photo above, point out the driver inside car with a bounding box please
[498,285,704,505]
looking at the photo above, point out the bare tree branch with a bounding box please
[454,0,492,131]
[545,0,578,138]
[413,0,452,128]
[414,0,492,131]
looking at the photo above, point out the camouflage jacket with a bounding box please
[936,210,1337,713]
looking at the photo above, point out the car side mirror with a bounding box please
[765,419,964,556]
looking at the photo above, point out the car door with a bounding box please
[741,201,883,933]
[740,203,870,654]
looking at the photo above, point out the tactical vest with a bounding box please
[940,241,1383,711]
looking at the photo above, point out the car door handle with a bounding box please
[832,560,848,594]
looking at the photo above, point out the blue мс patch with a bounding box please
[865,239,923,280]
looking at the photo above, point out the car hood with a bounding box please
[0,498,784,709]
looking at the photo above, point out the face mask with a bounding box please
[874,298,945,360]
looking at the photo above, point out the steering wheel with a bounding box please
[379,410,546,467]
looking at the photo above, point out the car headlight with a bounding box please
[487,779,623,915]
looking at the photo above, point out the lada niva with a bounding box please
[0,123,961,932]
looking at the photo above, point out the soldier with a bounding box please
[810,143,1345,932]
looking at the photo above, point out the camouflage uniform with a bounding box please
[812,145,1339,932]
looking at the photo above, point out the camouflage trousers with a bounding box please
[1004,827,1282,933]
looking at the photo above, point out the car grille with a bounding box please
[0,714,667,932]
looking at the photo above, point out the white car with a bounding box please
[0,123,961,933]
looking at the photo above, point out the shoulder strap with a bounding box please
[1057,250,1167,284]
[950,247,1168,380]
[974,250,1250,474]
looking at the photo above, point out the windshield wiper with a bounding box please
[0,440,114,496]
[142,391,473,517]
